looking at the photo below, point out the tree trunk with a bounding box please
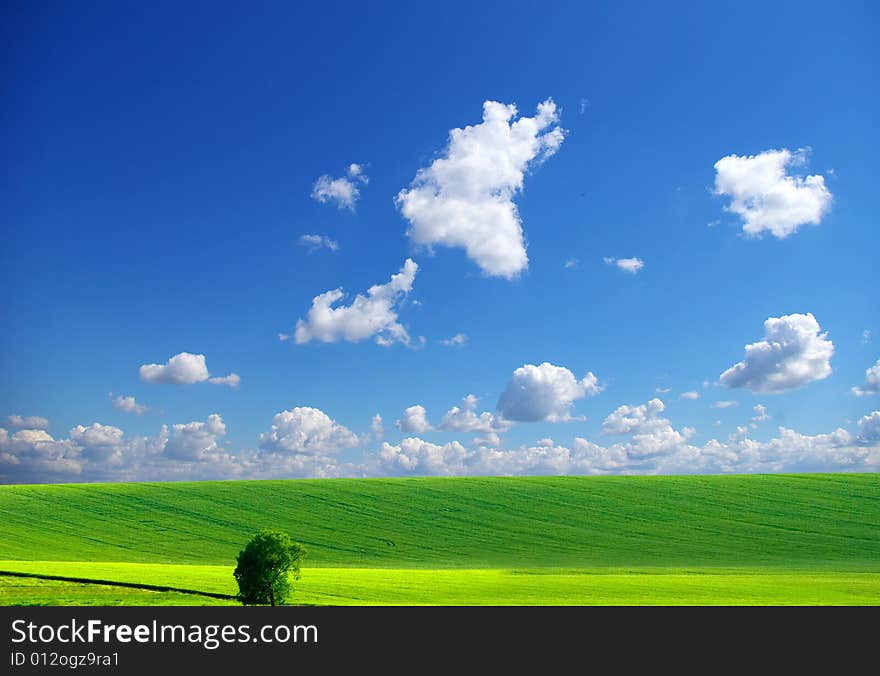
[269,588,275,606]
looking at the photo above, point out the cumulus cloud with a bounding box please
[288,259,417,346]
[139,352,239,388]
[111,395,149,415]
[311,163,368,211]
[165,414,227,461]
[376,438,470,476]
[6,415,49,430]
[719,313,834,393]
[852,359,880,397]
[69,423,127,463]
[259,407,359,455]
[440,333,468,347]
[679,391,700,400]
[396,98,565,279]
[439,395,511,435]
[0,428,82,482]
[298,234,339,252]
[395,405,432,434]
[713,148,832,238]
[497,362,603,422]
[600,398,696,458]
[603,256,644,274]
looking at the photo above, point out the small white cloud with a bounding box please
[396,98,565,279]
[679,391,700,400]
[862,329,872,344]
[751,404,770,422]
[371,414,384,439]
[497,362,603,422]
[111,395,149,415]
[719,313,834,393]
[290,259,418,346]
[655,387,671,394]
[713,148,832,238]
[439,394,511,435]
[298,234,339,252]
[604,256,644,274]
[6,415,49,430]
[395,405,432,434]
[207,373,241,388]
[579,98,590,114]
[563,258,579,269]
[311,163,368,211]
[440,333,468,347]
[139,352,239,388]
[707,219,721,228]
[259,407,359,455]
[712,400,739,409]
[852,359,880,397]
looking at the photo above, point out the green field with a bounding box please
[1,473,879,605]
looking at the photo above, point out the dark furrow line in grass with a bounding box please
[0,571,235,601]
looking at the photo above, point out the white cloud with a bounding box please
[600,399,694,458]
[289,259,417,346]
[311,163,368,211]
[863,329,872,344]
[395,405,432,434]
[852,359,880,397]
[165,414,226,461]
[0,428,82,481]
[377,438,470,476]
[751,404,770,422]
[371,414,384,439]
[259,407,359,455]
[440,333,468,347]
[111,395,149,415]
[139,352,239,388]
[679,391,700,400]
[859,411,880,443]
[6,415,49,430]
[439,394,511,435]
[396,98,564,279]
[713,148,832,238]
[604,256,644,274]
[712,400,739,409]
[207,373,241,388]
[298,234,339,252]
[720,313,834,393]
[497,362,603,422]
[655,387,671,394]
[564,258,579,269]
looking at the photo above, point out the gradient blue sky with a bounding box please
[2,1,877,482]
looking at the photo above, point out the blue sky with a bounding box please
[1,1,878,482]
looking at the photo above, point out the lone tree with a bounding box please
[233,528,305,606]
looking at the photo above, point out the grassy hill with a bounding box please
[2,473,878,569]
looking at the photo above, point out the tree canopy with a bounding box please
[233,528,305,606]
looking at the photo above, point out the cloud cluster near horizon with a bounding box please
[3,402,878,484]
